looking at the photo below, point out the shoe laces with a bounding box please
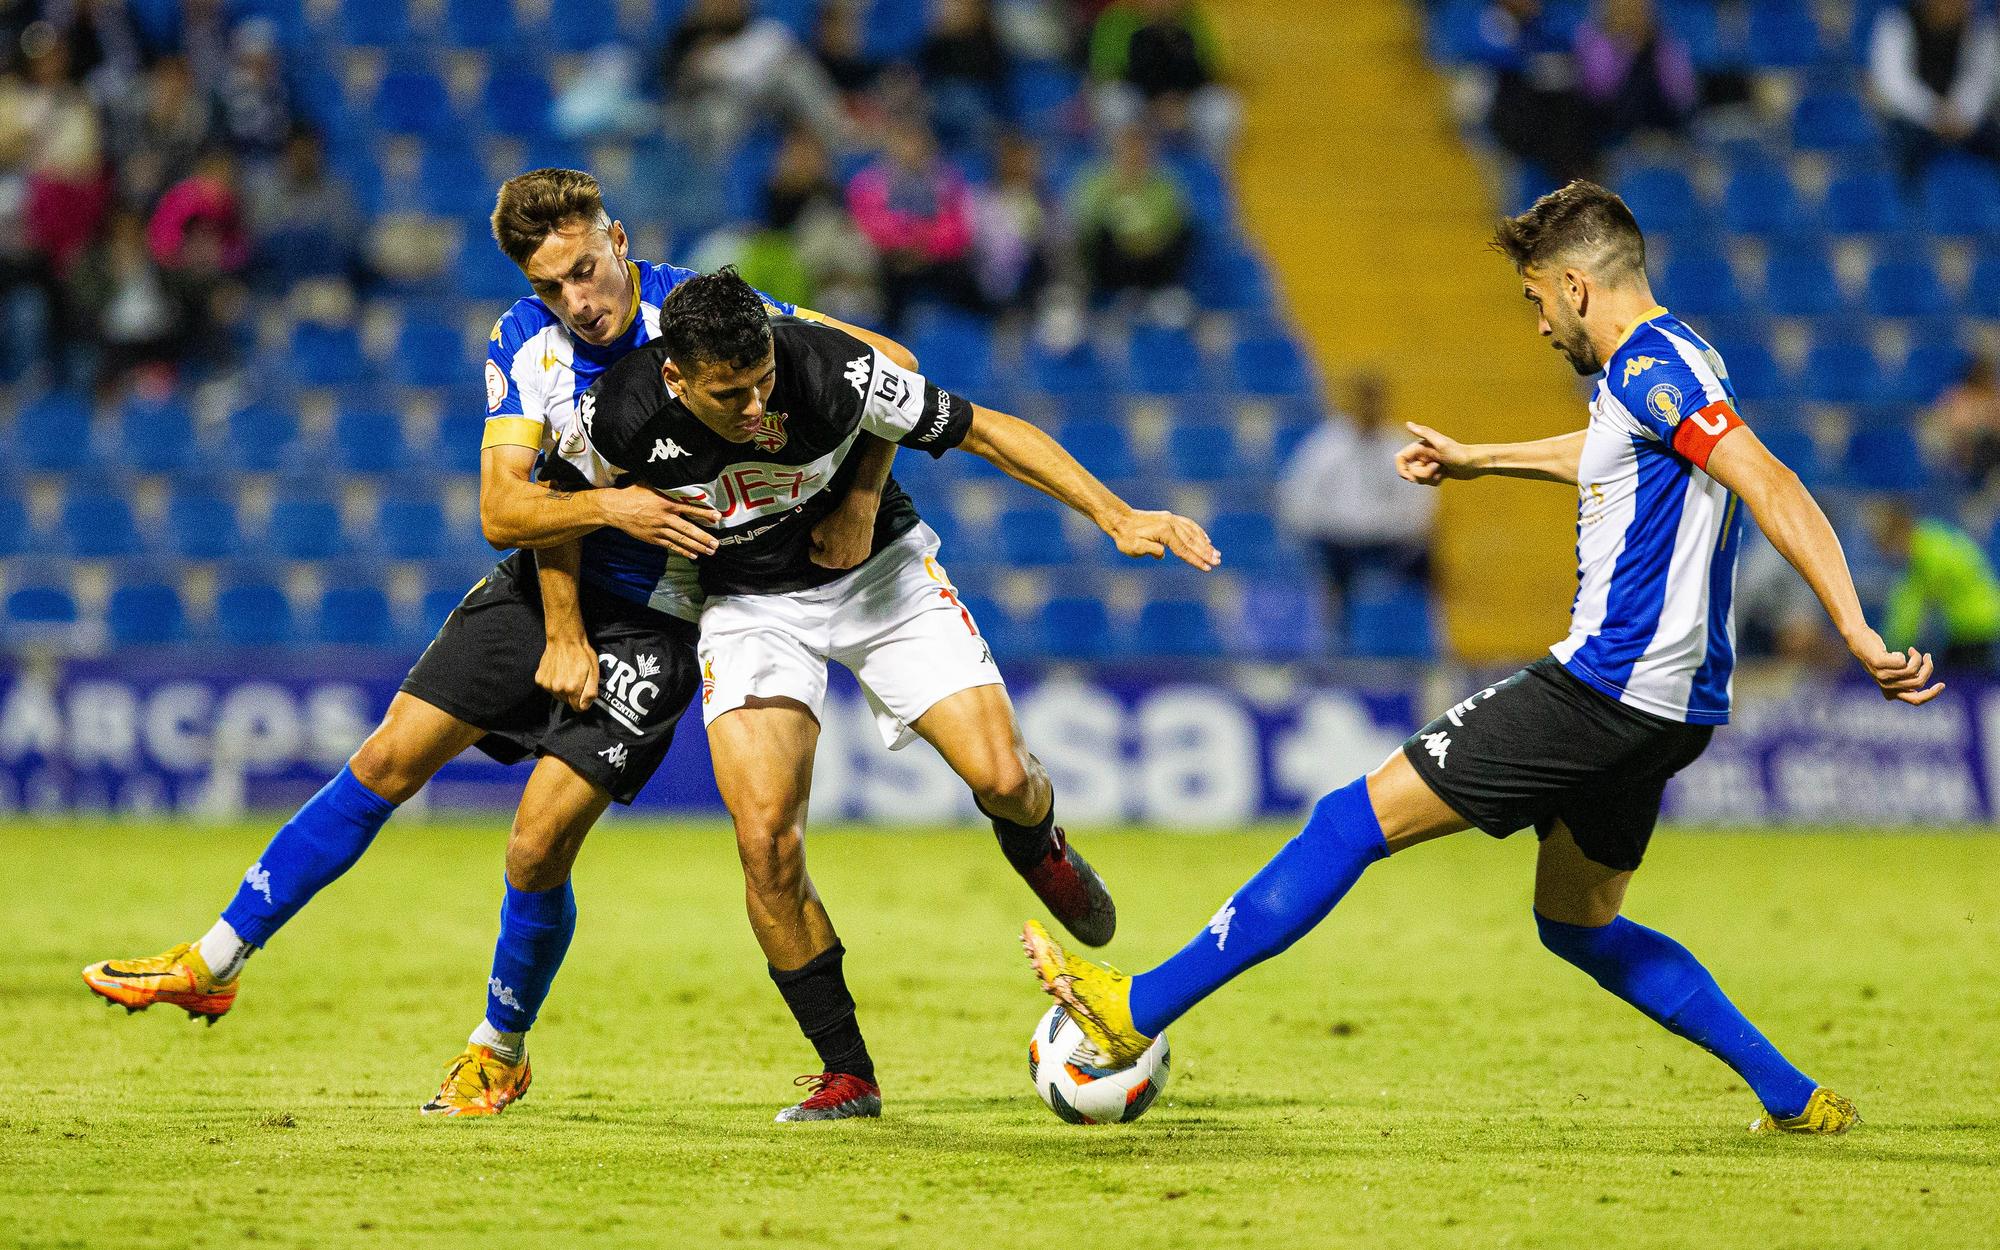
[793,1072,862,1107]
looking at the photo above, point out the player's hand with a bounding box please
[810,489,879,570]
[1396,422,1479,487]
[1848,630,1944,705]
[1106,509,1220,571]
[598,485,721,558]
[537,632,601,711]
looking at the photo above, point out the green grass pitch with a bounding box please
[4,819,1996,1248]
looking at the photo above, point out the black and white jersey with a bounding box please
[576,316,974,596]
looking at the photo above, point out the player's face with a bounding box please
[664,348,780,442]
[522,220,631,346]
[1521,268,1600,376]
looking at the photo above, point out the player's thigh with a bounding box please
[1533,821,1634,926]
[835,548,1003,753]
[697,595,832,738]
[348,693,487,802]
[1363,748,1474,853]
[707,698,821,843]
[908,682,1035,794]
[506,754,614,891]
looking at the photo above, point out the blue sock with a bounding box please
[484,879,578,1034]
[1128,779,1387,1037]
[1536,912,1819,1119]
[219,766,397,947]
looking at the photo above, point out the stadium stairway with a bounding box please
[1209,0,1579,660]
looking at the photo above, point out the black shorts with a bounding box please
[400,551,700,804]
[1401,657,1714,871]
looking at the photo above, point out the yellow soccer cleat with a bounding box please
[81,943,238,1023]
[1021,919,1151,1069]
[1749,1087,1860,1136]
[420,1044,532,1117]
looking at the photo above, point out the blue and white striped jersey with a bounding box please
[479,258,797,622]
[1551,307,1749,725]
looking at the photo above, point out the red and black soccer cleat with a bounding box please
[1016,827,1117,948]
[774,1072,883,1123]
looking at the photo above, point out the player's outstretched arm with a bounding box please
[479,445,721,556]
[958,405,1219,570]
[1705,427,1944,706]
[534,540,599,712]
[803,310,919,373]
[1396,423,1587,486]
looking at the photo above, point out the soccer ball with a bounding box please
[1027,1003,1169,1125]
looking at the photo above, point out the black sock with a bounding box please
[769,942,875,1085]
[981,792,1056,873]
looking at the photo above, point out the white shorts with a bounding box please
[697,523,1004,749]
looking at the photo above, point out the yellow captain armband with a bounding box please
[789,305,825,322]
[481,417,545,451]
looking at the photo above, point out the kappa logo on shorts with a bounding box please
[1421,730,1451,768]
[598,743,629,771]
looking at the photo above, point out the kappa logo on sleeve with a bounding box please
[844,355,872,399]
[1621,355,1661,385]
[649,438,688,461]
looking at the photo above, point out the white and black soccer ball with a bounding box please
[1027,1003,1169,1125]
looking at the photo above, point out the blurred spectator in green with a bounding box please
[1070,123,1192,323]
[1868,500,2000,670]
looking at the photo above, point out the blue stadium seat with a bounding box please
[374,497,449,560]
[333,406,413,476]
[1661,0,1731,69]
[287,322,372,388]
[1206,511,1282,575]
[1243,579,1335,658]
[903,312,996,395]
[1126,325,1202,395]
[107,581,189,646]
[265,498,349,560]
[1722,165,1811,238]
[1344,583,1436,659]
[1865,258,1951,318]
[1025,342,1109,397]
[1971,252,2000,318]
[390,319,476,388]
[1821,169,1909,235]
[374,68,456,140]
[1890,342,1974,406]
[459,241,529,303]
[951,592,1022,656]
[5,585,78,633]
[214,579,298,647]
[1055,420,1137,480]
[1232,334,1312,399]
[1657,253,1745,318]
[1187,236,1273,314]
[418,584,470,636]
[1034,596,1115,659]
[1920,159,2000,236]
[336,0,410,47]
[996,507,1073,567]
[435,413,486,475]
[1008,65,1081,130]
[546,0,622,52]
[1744,0,1824,67]
[1163,423,1247,483]
[163,490,243,560]
[444,0,519,49]
[60,490,143,559]
[1798,335,1884,405]
[1763,245,1843,317]
[0,497,32,558]
[15,390,94,472]
[1791,91,1880,153]
[410,147,491,220]
[316,583,395,646]
[1844,426,1934,492]
[481,61,553,138]
[1614,167,1707,236]
[111,393,197,474]
[1133,598,1222,657]
[1712,338,1785,404]
[223,401,300,473]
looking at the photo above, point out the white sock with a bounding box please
[196,919,253,983]
[469,1019,526,1064]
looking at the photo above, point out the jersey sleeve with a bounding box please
[1613,344,1744,471]
[481,310,549,453]
[852,348,973,457]
[572,347,665,475]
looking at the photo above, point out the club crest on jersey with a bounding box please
[485,360,508,413]
[1622,355,1661,385]
[1645,382,1684,427]
[750,411,789,452]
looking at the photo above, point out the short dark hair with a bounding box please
[658,267,774,374]
[1491,180,1647,279]
[491,167,610,265]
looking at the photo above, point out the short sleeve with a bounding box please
[852,349,973,457]
[1613,344,1744,470]
[481,312,548,451]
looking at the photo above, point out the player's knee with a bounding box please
[504,827,574,892]
[1535,909,1615,970]
[346,732,426,805]
[735,818,807,899]
[968,748,1045,821]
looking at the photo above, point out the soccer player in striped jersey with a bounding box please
[1023,181,1943,1135]
[81,169,908,1117]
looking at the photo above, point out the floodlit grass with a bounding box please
[4,819,1996,1248]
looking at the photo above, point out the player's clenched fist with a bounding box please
[536,632,600,711]
[1106,509,1221,571]
[598,485,722,558]
[1396,422,1478,486]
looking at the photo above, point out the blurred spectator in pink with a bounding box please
[149,148,248,274]
[847,117,984,329]
[1069,124,1193,321]
[1920,354,2000,489]
[1574,0,1697,148]
[921,0,1011,149]
[1870,0,2000,182]
[1087,0,1240,156]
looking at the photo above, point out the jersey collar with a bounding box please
[608,259,643,340]
[1609,305,1669,356]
